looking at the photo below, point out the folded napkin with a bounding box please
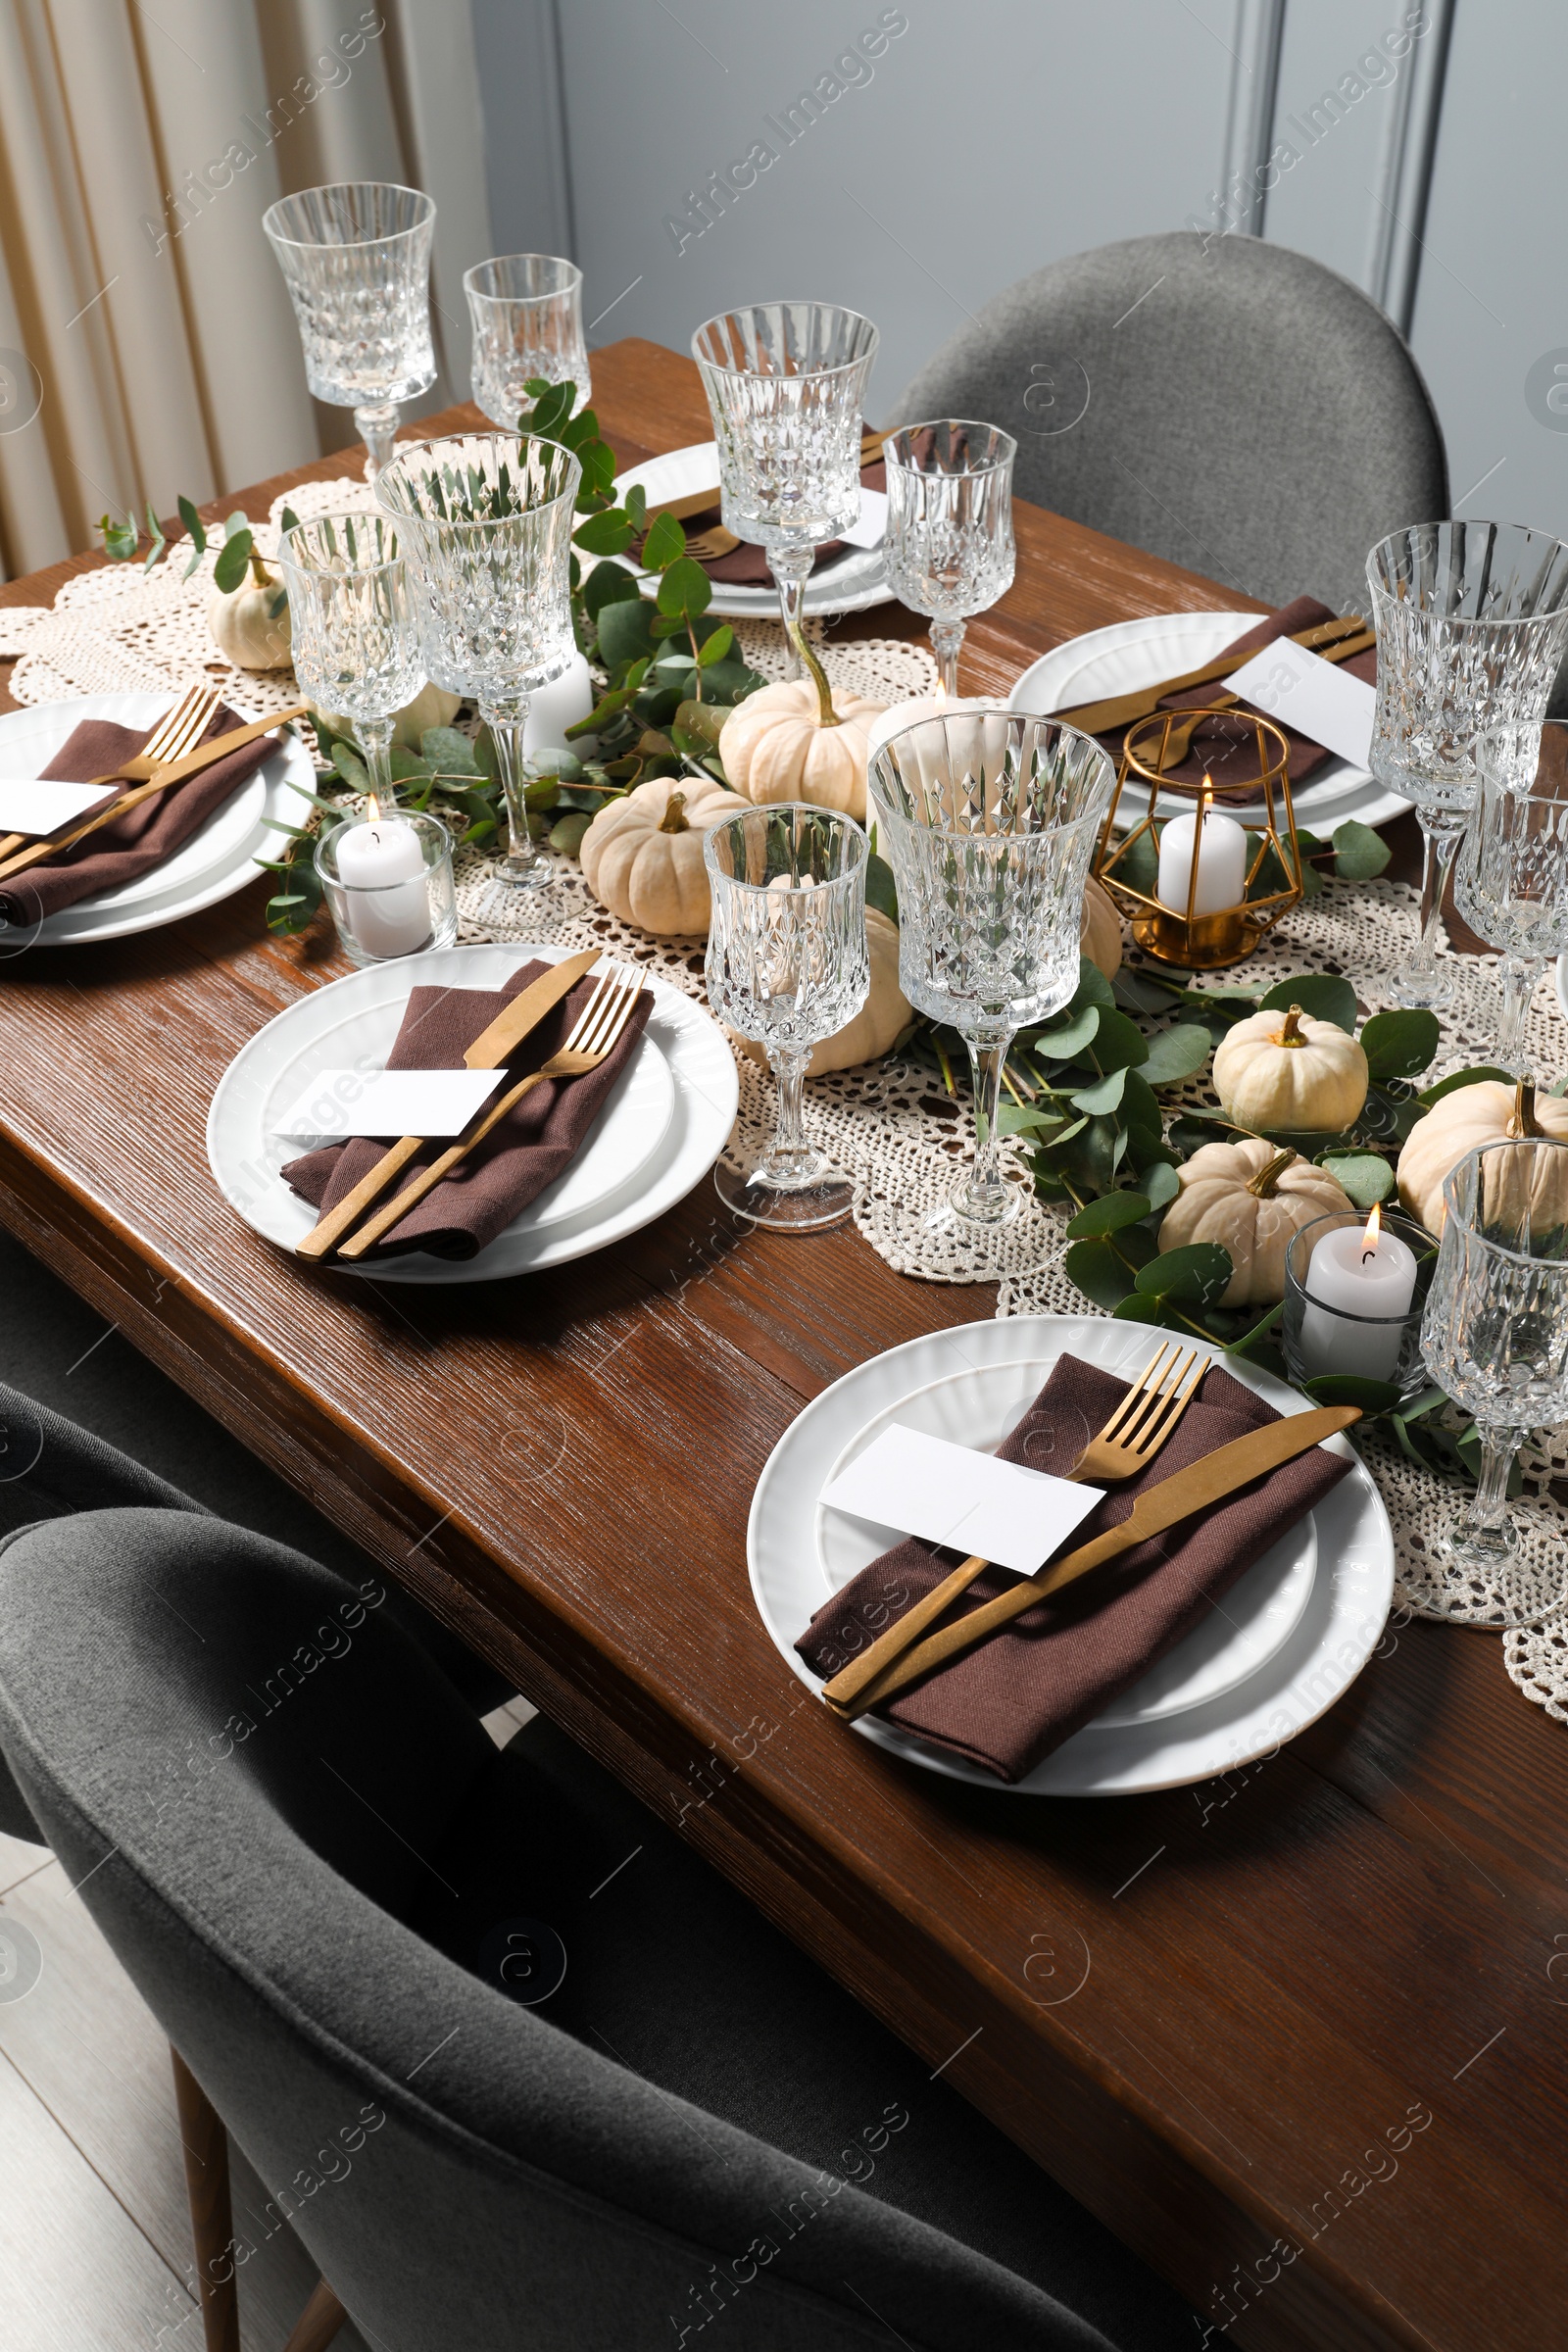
[637,457,887,587]
[283,959,652,1262]
[796,1355,1350,1783]
[1095,595,1378,804]
[0,707,277,927]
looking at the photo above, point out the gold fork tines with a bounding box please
[0,683,220,862]
[818,1341,1211,1713]
[334,970,646,1261]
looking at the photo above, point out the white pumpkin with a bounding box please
[579,773,750,936]
[208,561,292,671]
[1397,1078,1568,1236]
[1159,1137,1354,1305]
[318,680,463,753]
[1212,1004,1369,1133]
[718,676,887,822]
[737,907,910,1076]
[1081,875,1122,980]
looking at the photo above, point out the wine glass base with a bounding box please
[714,1161,858,1233]
[925,1179,1025,1234]
[1386,965,1454,1011]
[1401,1528,1566,1630]
[501,854,555,891]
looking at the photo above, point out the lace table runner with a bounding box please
[5,481,1565,1723]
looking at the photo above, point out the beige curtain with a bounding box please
[0,0,492,581]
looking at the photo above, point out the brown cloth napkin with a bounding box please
[636,459,887,588]
[0,707,277,927]
[1095,595,1378,805]
[283,959,653,1262]
[796,1355,1350,1784]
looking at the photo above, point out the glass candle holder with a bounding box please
[1282,1208,1434,1397]
[315,808,457,968]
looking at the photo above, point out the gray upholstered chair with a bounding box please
[893,230,1448,617]
[0,1481,1197,2349]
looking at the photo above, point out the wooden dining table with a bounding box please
[3,338,1565,2352]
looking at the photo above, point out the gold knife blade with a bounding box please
[295,947,600,1263]
[826,1404,1360,1721]
[1048,615,1366,738]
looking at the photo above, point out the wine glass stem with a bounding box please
[963,1034,1012,1217]
[358,714,397,807]
[1410,818,1464,993]
[479,701,543,881]
[768,546,815,681]
[1496,955,1542,1074]
[1463,1426,1523,1542]
[930,618,965,697]
[762,1045,814,1182]
[355,402,401,481]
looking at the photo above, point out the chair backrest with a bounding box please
[0,1506,1090,2351]
[892,230,1448,617]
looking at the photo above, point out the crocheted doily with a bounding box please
[6,489,1564,1721]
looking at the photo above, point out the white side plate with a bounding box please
[611,445,893,619]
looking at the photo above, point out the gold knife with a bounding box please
[295,947,601,1262]
[0,707,309,886]
[1049,615,1366,738]
[823,1404,1360,1721]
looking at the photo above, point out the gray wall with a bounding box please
[470,0,1568,544]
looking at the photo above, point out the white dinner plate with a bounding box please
[0,693,318,946]
[749,1315,1395,1795]
[207,944,739,1283]
[1008,612,1409,835]
[611,444,894,620]
[1553,954,1568,1026]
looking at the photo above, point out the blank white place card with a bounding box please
[1224,638,1376,769]
[271,1068,505,1142]
[819,1424,1102,1575]
[840,488,888,550]
[0,778,119,836]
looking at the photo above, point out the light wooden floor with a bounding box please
[0,1698,534,2352]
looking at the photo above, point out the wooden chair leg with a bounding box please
[281,2278,349,2352]
[170,2046,241,2352]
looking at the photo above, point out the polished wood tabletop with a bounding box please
[1,340,1561,2352]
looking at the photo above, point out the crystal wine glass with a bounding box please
[1366,520,1568,1011]
[868,710,1115,1231]
[276,513,421,806]
[466,255,590,426]
[692,302,878,679]
[1455,719,1568,1074]
[881,421,1017,695]
[375,433,580,889]
[704,805,869,1232]
[263,182,437,481]
[1419,1136,1568,1625]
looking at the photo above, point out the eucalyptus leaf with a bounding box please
[212,528,254,594]
[1065,1191,1151,1237]
[1359,1007,1440,1082]
[1317,1150,1396,1210]
[572,508,636,557]
[657,556,713,617]
[1063,1237,1139,1309]
[583,560,642,621]
[1000,1103,1070,1136]
[1143,1159,1182,1212]
[1033,1003,1100,1063]
[1070,1065,1127,1116]
[1299,1373,1402,1413]
[1079,1004,1150,1073]
[1134,1241,1233,1305]
[1258,972,1358,1034]
[865,852,899,925]
[1417,1063,1512,1106]
[1138,1023,1211,1085]
[417,727,481,777]
[1119,1067,1164,1153]
[640,512,686,570]
[697,623,735,667]
[598,598,656,669]
[1332,818,1392,880]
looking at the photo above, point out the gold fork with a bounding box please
[333,967,647,1261]
[0,683,220,863]
[818,1343,1207,1713]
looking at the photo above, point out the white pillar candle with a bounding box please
[1297,1207,1419,1383]
[334,807,431,959]
[1156,789,1249,917]
[522,650,595,755]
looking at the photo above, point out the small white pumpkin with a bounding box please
[318,680,463,753]
[1397,1078,1568,1236]
[737,907,910,1076]
[1081,875,1123,980]
[719,674,887,822]
[1213,1004,1369,1133]
[1159,1137,1354,1305]
[579,773,750,937]
[207,558,292,671]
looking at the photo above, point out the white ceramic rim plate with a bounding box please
[1007,612,1409,834]
[0,693,317,945]
[749,1315,1395,1795]
[612,443,893,618]
[207,943,740,1284]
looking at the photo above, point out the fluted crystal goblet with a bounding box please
[466,255,590,426]
[1455,720,1568,1073]
[277,513,421,806]
[882,420,1017,695]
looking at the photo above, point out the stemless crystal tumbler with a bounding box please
[277,513,421,805]
[1419,1137,1568,1624]
[1455,719,1568,1074]
[1366,521,1568,1011]
[881,421,1017,695]
[705,805,869,1232]
[263,182,436,480]
[868,710,1116,1231]
[466,255,590,426]
[375,433,580,889]
[692,302,878,678]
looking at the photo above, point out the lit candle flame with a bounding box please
[1361,1200,1382,1263]
[1199,773,1214,825]
[933,680,948,707]
[366,794,380,825]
